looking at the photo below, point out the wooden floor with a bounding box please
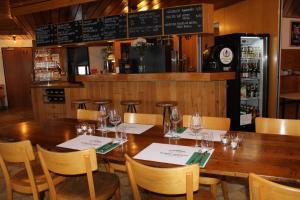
[0,107,248,200]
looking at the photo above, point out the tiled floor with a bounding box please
[0,107,249,200]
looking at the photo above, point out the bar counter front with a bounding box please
[31,72,235,121]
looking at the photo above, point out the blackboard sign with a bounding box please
[57,21,82,44]
[82,18,103,42]
[164,5,203,35]
[36,24,57,46]
[102,14,127,40]
[128,9,162,37]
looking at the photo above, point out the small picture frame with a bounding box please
[290,21,300,46]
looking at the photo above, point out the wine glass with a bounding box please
[99,105,108,119]
[170,107,182,139]
[98,106,109,136]
[190,113,202,146]
[109,109,121,141]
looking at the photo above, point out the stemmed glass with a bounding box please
[190,113,202,147]
[98,106,109,137]
[109,109,122,141]
[170,107,182,139]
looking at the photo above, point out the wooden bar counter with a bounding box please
[31,72,235,120]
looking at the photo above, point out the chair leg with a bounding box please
[163,107,166,125]
[210,184,217,200]
[112,186,121,200]
[221,181,229,200]
[39,191,45,200]
[133,105,137,113]
[6,189,13,200]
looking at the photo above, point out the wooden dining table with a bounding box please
[0,118,300,184]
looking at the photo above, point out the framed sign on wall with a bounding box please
[290,21,300,46]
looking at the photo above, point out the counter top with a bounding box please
[76,72,235,82]
[31,81,82,88]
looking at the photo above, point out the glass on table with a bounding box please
[119,125,127,141]
[98,116,108,137]
[190,112,202,147]
[76,124,83,136]
[87,124,95,135]
[220,133,230,146]
[201,131,214,150]
[163,122,171,135]
[169,106,182,139]
[230,132,239,150]
[109,109,121,141]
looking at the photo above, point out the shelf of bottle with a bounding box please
[240,77,260,81]
[241,57,261,60]
[241,97,259,101]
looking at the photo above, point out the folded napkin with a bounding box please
[186,151,211,168]
[96,142,119,154]
[176,127,187,134]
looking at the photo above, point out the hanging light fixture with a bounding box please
[12,35,16,43]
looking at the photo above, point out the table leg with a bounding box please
[281,98,285,119]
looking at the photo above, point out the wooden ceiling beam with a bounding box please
[11,0,98,16]
[12,16,34,38]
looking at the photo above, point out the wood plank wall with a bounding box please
[67,80,227,118]
[31,80,228,120]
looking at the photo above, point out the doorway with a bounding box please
[2,47,33,108]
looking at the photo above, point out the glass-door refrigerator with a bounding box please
[215,34,269,131]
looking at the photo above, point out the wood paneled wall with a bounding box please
[68,80,227,118]
[281,49,300,70]
[213,0,280,117]
[31,79,228,120]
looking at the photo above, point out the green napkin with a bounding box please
[186,152,211,168]
[176,127,187,134]
[96,142,119,154]
[107,124,113,128]
[186,152,203,165]
[199,152,211,168]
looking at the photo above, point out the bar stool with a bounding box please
[156,101,177,124]
[121,100,141,113]
[93,99,112,111]
[72,99,91,109]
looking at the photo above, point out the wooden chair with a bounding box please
[255,117,300,136]
[0,140,64,200]
[77,109,100,121]
[183,115,231,131]
[108,113,163,173]
[183,115,230,200]
[249,173,300,200]
[125,154,212,200]
[124,112,163,126]
[37,145,120,200]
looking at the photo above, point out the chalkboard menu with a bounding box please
[164,5,203,35]
[82,18,103,41]
[102,14,127,40]
[128,9,162,37]
[57,21,82,44]
[36,24,57,46]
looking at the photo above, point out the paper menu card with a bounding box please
[102,123,154,134]
[134,143,213,168]
[165,128,226,142]
[57,135,112,150]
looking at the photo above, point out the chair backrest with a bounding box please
[0,140,39,200]
[183,115,231,131]
[249,173,300,200]
[37,145,98,200]
[77,109,100,121]
[125,154,199,200]
[255,117,300,136]
[124,112,163,126]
